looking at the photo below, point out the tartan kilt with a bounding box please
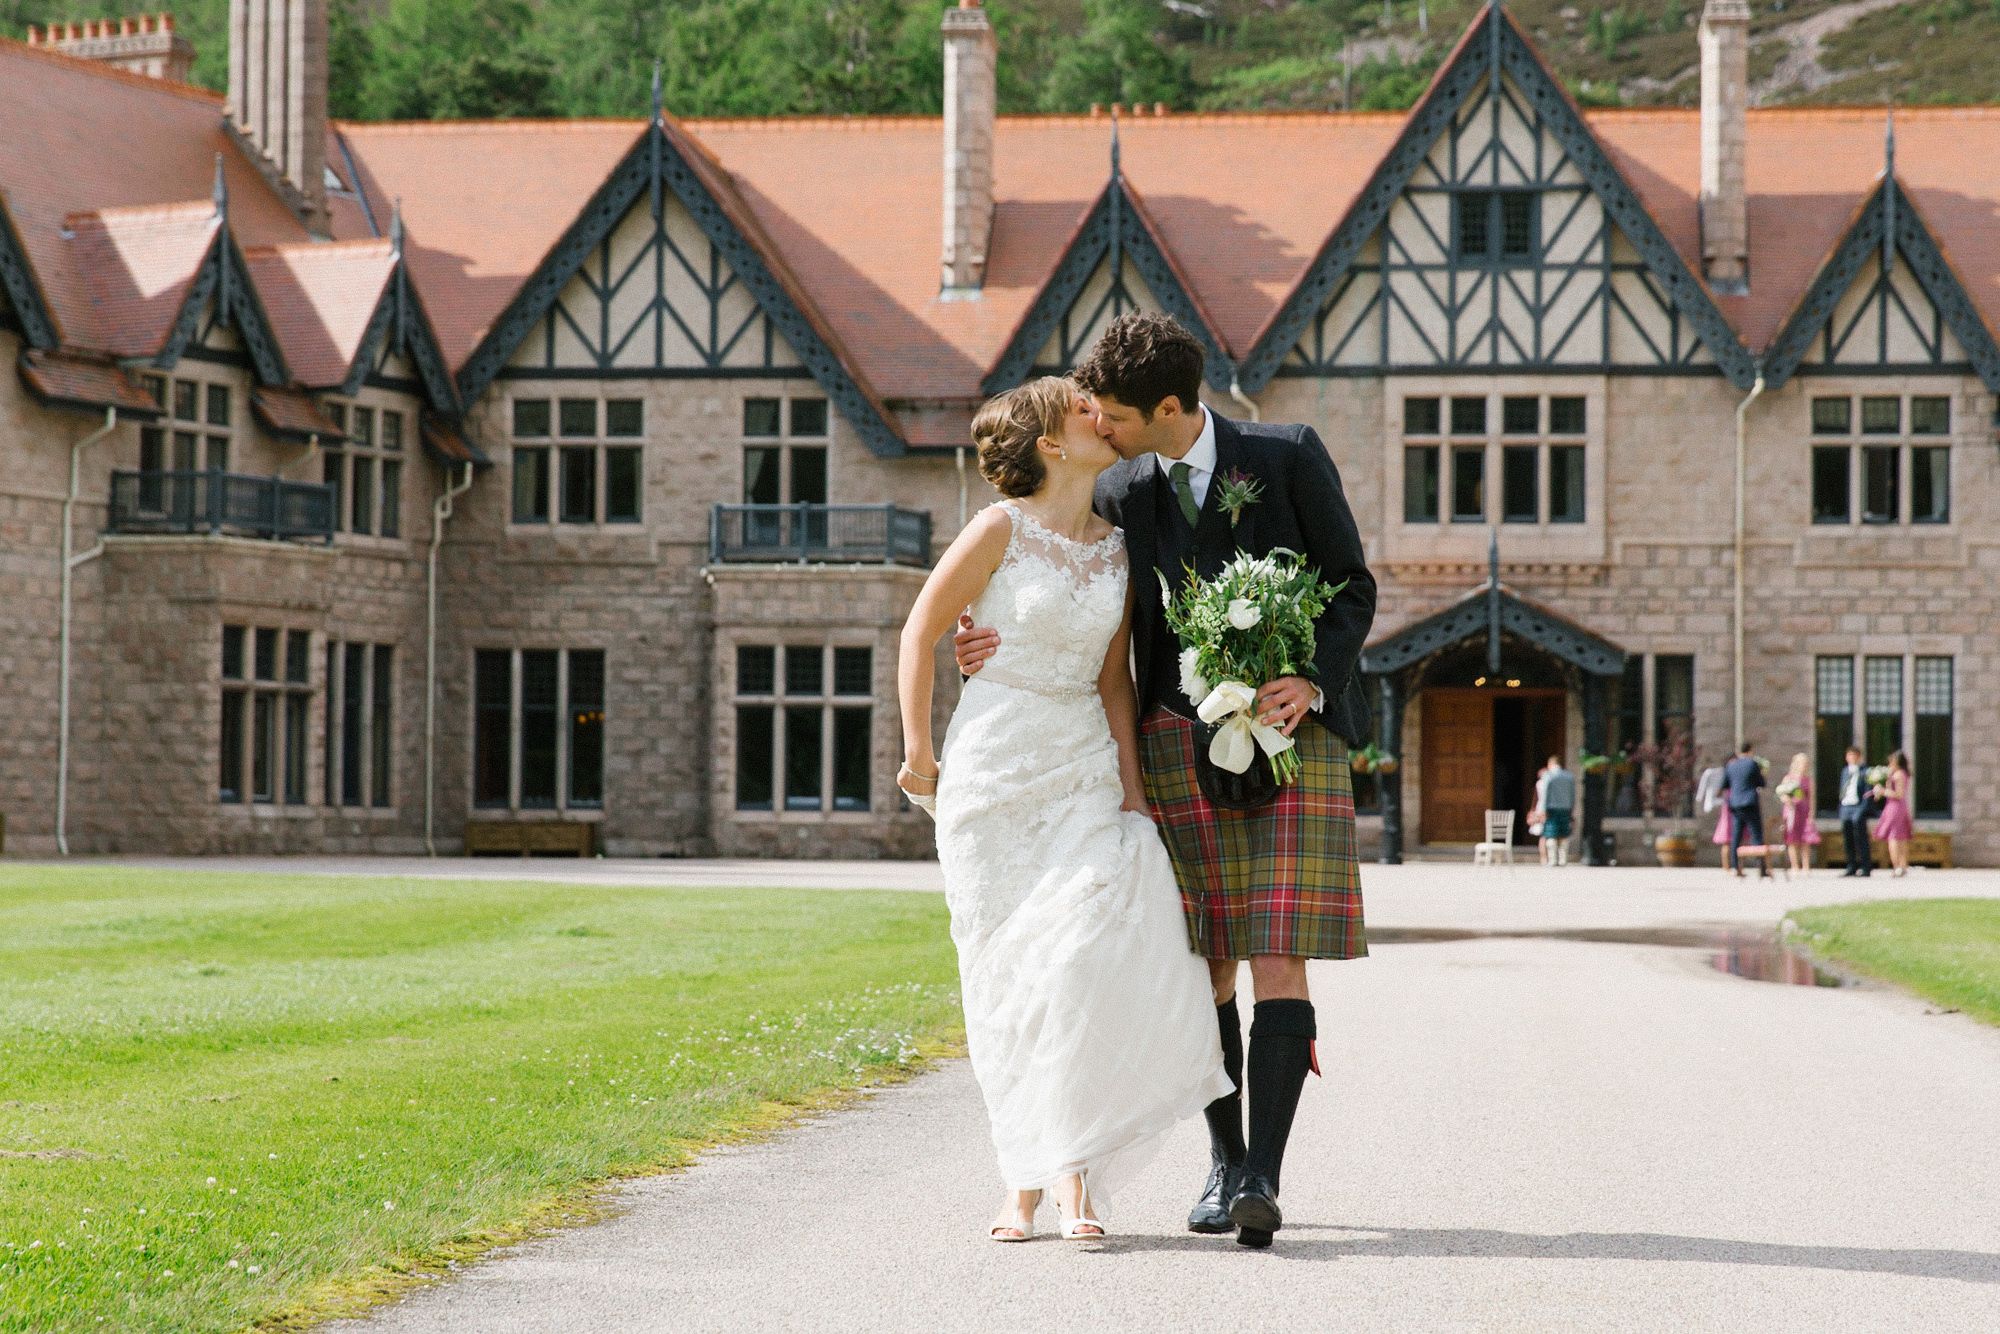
[1139,706,1367,962]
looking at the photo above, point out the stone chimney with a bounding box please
[225,0,329,236]
[1698,0,1750,293]
[941,0,996,296]
[26,14,195,83]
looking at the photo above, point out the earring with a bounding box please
[1060,445,1069,460]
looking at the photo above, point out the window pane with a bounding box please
[743,398,781,436]
[568,649,605,807]
[381,411,403,452]
[1860,446,1898,524]
[735,706,774,811]
[513,399,551,437]
[172,430,198,471]
[351,455,375,533]
[473,650,512,808]
[785,645,824,696]
[371,644,392,808]
[1911,446,1949,523]
[284,693,308,806]
[205,435,228,473]
[223,625,245,680]
[325,402,347,433]
[789,446,828,505]
[744,446,782,505]
[605,447,642,523]
[255,627,278,681]
[605,399,643,437]
[1455,191,1490,258]
[1548,445,1585,524]
[1863,656,1902,763]
[1860,396,1899,434]
[559,399,597,437]
[784,707,824,811]
[220,688,245,802]
[1402,446,1440,523]
[353,406,375,448]
[1450,446,1484,522]
[559,447,597,523]
[1499,192,1534,259]
[1611,656,1644,816]
[790,398,829,437]
[1909,396,1949,435]
[1501,446,1537,522]
[380,459,401,538]
[512,447,550,522]
[341,643,365,806]
[1402,396,1440,435]
[1449,396,1486,435]
[1811,397,1851,433]
[519,650,559,807]
[833,647,873,696]
[1914,657,1952,817]
[1811,447,1850,524]
[1814,656,1853,815]
[252,692,276,803]
[285,629,309,683]
[174,380,198,421]
[1653,654,1695,818]
[323,450,345,531]
[833,707,871,812]
[1548,396,1586,435]
[205,383,230,427]
[737,645,776,695]
[1501,396,1538,434]
[325,642,338,804]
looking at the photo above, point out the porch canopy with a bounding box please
[1359,580,1628,865]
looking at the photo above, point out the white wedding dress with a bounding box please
[935,501,1231,1203]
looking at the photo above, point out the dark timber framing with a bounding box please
[983,138,1235,395]
[457,120,905,457]
[1761,177,2000,393]
[157,229,289,387]
[0,192,57,349]
[343,253,462,415]
[1237,3,1757,390]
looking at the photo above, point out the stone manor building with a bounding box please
[2,2,1994,863]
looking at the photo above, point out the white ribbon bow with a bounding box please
[1195,680,1295,775]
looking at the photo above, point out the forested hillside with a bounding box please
[7,0,1998,121]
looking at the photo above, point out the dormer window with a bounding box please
[1454,190,1537,267]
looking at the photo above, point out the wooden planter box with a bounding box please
[463,819,596,858]
[1820,828,1953,869]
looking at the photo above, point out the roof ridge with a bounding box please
[0,34,223,104]
[243,238,395,258]
[334,117,646,135]
[63,199,219,230]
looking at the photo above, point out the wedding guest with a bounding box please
[1871,751,1915,877]
[1722,741,1770,879]
[1777,752,1820,876]
[1536,756,1575,867]
[1701,756,1735,875]
[1836,746,1873,878]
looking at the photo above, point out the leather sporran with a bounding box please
[1193,722,1281,810]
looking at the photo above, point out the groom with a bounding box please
[956,313,1376,1247]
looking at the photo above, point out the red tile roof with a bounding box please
[250,385,345,441]
[243,241,396,387]
[16,347,163,415]
[61,200,219,356]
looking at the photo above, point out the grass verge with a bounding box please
[1786,897,2000,1026]
[0,866,961,1333]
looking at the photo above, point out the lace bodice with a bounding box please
[966,501,1127,697]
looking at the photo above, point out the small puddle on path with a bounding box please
[1367,926,1853,988]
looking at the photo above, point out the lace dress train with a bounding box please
[934,502,1230,1203]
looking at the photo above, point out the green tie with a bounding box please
[1169,461,1200,529]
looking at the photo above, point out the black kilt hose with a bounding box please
[1094,412,1378,965]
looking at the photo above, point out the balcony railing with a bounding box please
[709,504,932,567]
[108,470,336,543]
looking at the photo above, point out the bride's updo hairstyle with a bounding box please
[971,376,1074,498]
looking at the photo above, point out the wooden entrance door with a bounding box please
[1421,689,1494,843]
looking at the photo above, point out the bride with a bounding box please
[896,376,1229,1242]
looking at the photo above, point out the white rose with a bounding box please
[1227,598,1261,630]
[1178,648,1210,705]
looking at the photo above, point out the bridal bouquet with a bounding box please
[1775,777,1804,801]
[1161,549,1345,785]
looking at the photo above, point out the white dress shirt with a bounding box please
[1154,406,1217,508]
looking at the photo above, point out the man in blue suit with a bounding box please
[1723,741,1770,879]
[1836,745,1873,877]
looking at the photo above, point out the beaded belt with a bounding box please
[972,664,1099,701]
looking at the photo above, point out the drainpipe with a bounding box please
[1229,374,1260,422]
[1732,371,1765,749]
[57,408,120,856]
[424,461,475,856]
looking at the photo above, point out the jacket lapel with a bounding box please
[1194,412,1242,553]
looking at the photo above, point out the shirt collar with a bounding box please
[1155,406,1216,479]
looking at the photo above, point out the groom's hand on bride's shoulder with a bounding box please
[954,613,999,675]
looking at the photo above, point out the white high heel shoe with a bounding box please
[1057,1177,1106,1240]
[989,1189,1041,1242]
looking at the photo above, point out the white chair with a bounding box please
[1472,809,1516,866]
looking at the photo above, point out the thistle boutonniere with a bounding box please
[1216,467,1264,529]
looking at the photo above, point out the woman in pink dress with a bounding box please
[1777,752,1820,875]
[1871,751,1915,877]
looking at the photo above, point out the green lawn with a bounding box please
[1788,897,2000,1027]
[0,867,961,1334]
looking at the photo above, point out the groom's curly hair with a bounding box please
[971,376,1073,498]
[1074,314,1204,420]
